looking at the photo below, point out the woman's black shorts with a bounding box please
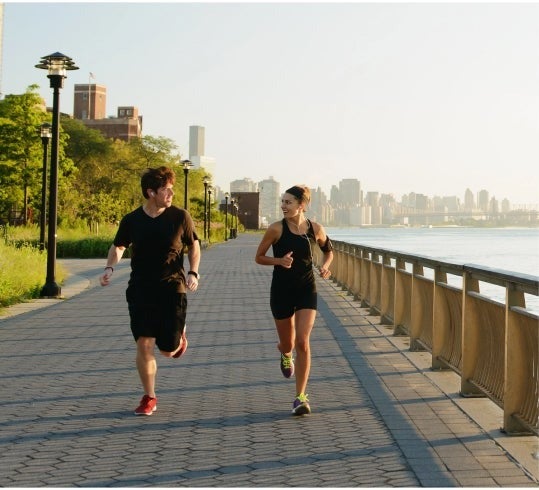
[270,283,317,320]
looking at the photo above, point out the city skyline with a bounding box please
[2,3,537,206]
[227,174,520,210]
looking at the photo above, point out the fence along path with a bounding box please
[0,233,537,486]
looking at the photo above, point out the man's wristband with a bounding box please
[104,266,114,272]
[187,271,199,280]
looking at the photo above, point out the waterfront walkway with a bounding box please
[0,233,537,487]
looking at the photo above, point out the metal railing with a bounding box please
[314,239,539,436]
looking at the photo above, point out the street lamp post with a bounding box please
[203,176,209,240]
[181,159,192,210]
[230,198,236,239]
[207,187,212,242]
[35,52,78,298]
[38,123,52,251]
[234,203,239,237]
[224,192,229,241]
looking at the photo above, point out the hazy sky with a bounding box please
[2,2,538,205]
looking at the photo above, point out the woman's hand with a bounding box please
[280,251,293,269]
[319,267,331,279]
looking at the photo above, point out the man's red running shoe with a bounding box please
[134,395,157,416]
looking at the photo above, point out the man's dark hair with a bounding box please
[141,167,176,198]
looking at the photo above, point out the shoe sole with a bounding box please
[173,326,188,358]
[281,369,294,379]
[134,406,157,416]
[292,404,311,416]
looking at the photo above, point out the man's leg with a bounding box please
[136,336,157,397]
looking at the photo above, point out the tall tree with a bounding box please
[0,86,49,224]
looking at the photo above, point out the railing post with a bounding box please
[369,252,381,316]
[360,250,370,307]
[432,267,448,369]
[503,284,534,434]
[410,263,426,351]
[380,254,394,325]
[461,271,484,396]
[394,258,411,336]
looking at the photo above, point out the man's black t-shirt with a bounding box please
[114,205,198,294]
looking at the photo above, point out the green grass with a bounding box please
[0,241,66,309]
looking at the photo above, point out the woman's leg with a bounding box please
[136,336,157,397]
[274,316,296,356]
[293,309,316,396]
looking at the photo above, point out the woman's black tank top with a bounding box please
[271,219,315,288]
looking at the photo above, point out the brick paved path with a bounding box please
[0,234,537,486]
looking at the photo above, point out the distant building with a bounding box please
[230,192,259,230]
[231,178,257,193]
[464,188,475,211]
[73,84,107,120]
[309,186,331,225]
[258,177,280,224]
[73,83,142,141]
[189,125,205,157]
[478,190,489,212]
[189,125,215,177]
[339,178,361,207]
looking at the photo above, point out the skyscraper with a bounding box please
[188,125,215,175]
[189,125,205,157]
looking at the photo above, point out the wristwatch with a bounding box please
[188,270,200,280]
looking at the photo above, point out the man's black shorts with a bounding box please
[126,286,187,352]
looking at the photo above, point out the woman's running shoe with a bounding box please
[280,353,295,378]
[292,393,311,416]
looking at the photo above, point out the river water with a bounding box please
[325,226,539,312]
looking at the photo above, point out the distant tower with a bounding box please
[189,125,205,157]
[74,84,107,120]
[188,125,215,175]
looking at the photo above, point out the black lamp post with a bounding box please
[224,192,229,241]
[203,176,209,240]
[234,203,239,237]
[230,198,236,239]
[35,52,79,298]
[207,187,212,242]
[181,159,192,210]
[38,122,52,251]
